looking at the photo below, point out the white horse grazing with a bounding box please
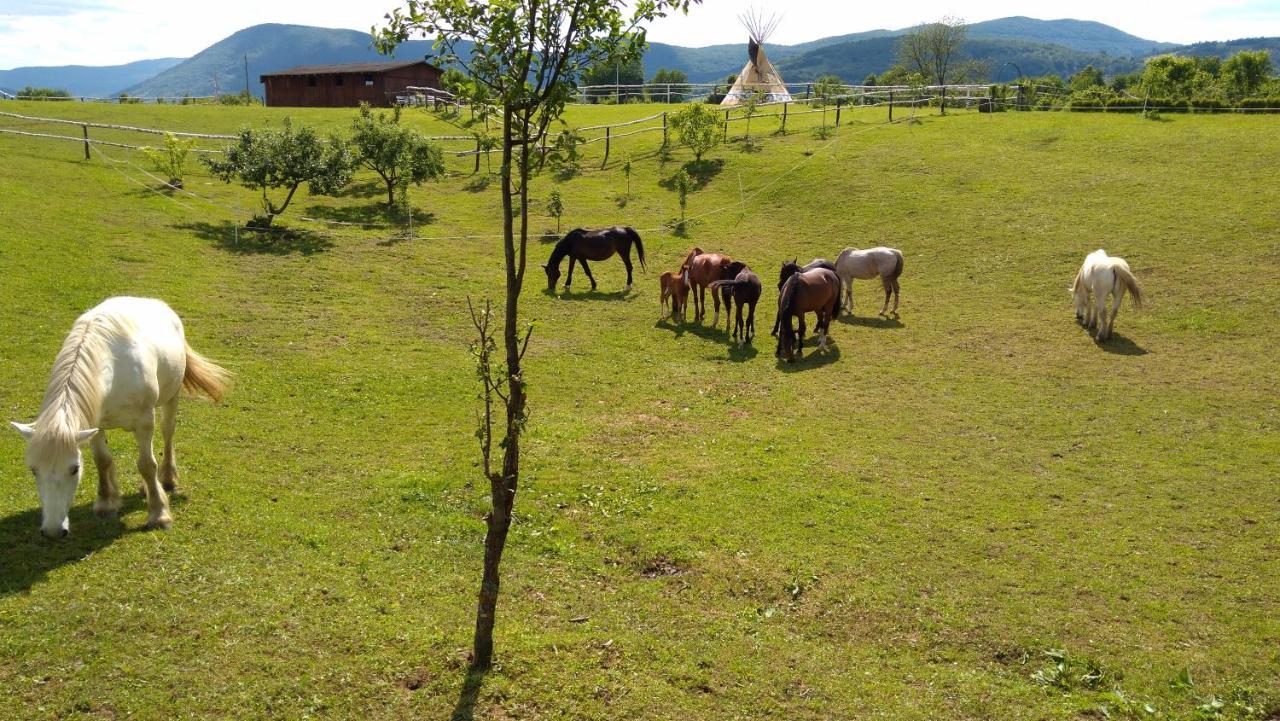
[1071,249,1144,341]
[834,246,904,316]
[10,297,229,537]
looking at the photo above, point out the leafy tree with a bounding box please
[1140,55,1209,99]
[581,56,644,103]
[897,15,967,114]
[141,133,196,189]
[204,119,352,228]
[649,68,689,102]
[1069,65,1105,92]
[862,73,878,86]
[17,86,71,99]
[350,104,446,209]
[376,0,694,671]
[441,67,469,97]
[546,126,586,178]
[1221,50,1272,100]
[1109,72,1142,93]
[546,188,564,232]
[669,102,723,161]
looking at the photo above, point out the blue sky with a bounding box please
[1,1,1278,69]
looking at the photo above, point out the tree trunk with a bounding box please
[472,105,526,671]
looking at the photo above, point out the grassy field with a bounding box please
[0,99,1277,720]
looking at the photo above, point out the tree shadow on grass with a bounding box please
[176,221,334,256]
[776,342,842,372]
[839,314,905,329]
[462,175,493,193]
[304,203,435,229]
[657,159,724,191]
[451,668,487,721]
[331,179,385,199]
[0,493,163,598]
[1096,331,1149,356]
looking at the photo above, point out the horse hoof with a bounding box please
[94,506,119,520]
[147,516,173,531]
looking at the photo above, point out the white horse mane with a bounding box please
[30,312,132,453]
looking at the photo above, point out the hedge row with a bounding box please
[1066,96,1280,113]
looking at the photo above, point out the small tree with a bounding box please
[812,75,843,107]
[897,16,967,114]
[1221,50,1272,100]
[546,188,564,232]
[673,168,692,224]
[1069,65,1105,92]
[350,104,446,210]
[649,68,690,102]
[203,119,352,229]
[546,126,585,178]
[669,102,723,161]
[740,90,762,140]
[141,132,196,189]
[622,153,633,198]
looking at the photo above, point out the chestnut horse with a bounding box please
[708,261,762,346]
[775,268,841,362]
[681,247,733,324]
[544,226,645,292]
[659,269,690,323]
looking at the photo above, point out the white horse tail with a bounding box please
[1113,266,1143,309]
[888,249,904,282]
[183,344,230,402]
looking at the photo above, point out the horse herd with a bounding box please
[9,228,1139,538]
[541,225,906,362]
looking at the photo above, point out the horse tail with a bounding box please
[887,250,904,282]
[1113,265,1143,309]
[183,344,231,403]
[830,273,842,321]
[627,227,646,272]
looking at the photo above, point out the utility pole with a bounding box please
[244,54,250,100]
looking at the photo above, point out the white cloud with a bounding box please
[1,1,1278,70]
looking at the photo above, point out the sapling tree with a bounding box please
[669,102,723,161]
[350,103,446,210]
[204,119,352,228]
[376,0,696,671]
[546,187,564,232]
[141,132,196,189]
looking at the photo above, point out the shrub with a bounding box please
[18,86,71,99]
[1238,97,1280,113]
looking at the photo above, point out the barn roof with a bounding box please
[261,60,440,77]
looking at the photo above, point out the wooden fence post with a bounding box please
[474,137,482,174]
[724,110,730,141]
[781,102,788,133]
[888,91,894,122]
[82,124,90,160]
[601,126,611,169]
[662,111,668,148]
[806,83,812,101]
[538,133,547,171]
[835,98,842,127]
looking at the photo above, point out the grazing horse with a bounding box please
[775,268,842,362]
[708,261,762,347]
[10,297,229,537]
[835,246,904,316]
[772,259,836,336]
[681,247,734,324]
[659,269,691,323]
[544,226,645,292]
[1071,249,1143,341]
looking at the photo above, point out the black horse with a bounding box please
[543,226,646,292]
[708,261,762,346]
[772,258,836,336]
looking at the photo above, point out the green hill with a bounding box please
[0,58,184,98]
[964,16,1177,56]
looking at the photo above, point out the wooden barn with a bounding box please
[260,60,443,108]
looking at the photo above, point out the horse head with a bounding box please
[10,422,98,537]
[777,259,800,290]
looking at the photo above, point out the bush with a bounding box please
[669,103,724,162]
[217,91,259,106]
[1238,97,1280,113]
[18,86,71,99]
[1190,97,1230,113]
[141,133,196,189]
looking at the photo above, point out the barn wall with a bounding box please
[262,64,442,108]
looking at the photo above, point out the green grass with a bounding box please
[0,100,1277,720]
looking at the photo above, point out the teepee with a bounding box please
[721,9,792,106]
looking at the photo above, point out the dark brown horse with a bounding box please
[681,247,733,323]
[544,226,645,292]
[708,261,762,347]
[775,268,841,362]
[772,258,836,336]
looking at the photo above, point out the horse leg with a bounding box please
[880,278,892,316]
[565,257,576,288]
[711,285,721,327]
[1092,290,1107,340]
[159,396,179,492]
[579,258,597,290]
[797,315,807,357]
[620,252,634,291]
[134,414,172,530]
[734,301,744,346]
[1105,291,1123,341]
[746,302,756,343]
[697,284,706,321]
[844,277,854,313]
[91,432,120,518]
[892,280,901,316]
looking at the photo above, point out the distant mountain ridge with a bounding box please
[7,18,1278,99]
[0,58,183,97]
